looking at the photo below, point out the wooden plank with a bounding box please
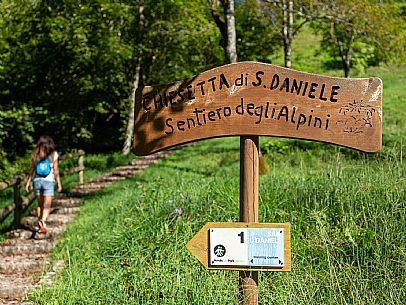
[133,61,382,156]
[186,222,291,272]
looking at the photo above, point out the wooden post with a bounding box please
[239,136,259,305]
[135,62,383,304]
[13,177,23,228]
[78,150,84,184]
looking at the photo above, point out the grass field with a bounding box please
[28,64,405,304]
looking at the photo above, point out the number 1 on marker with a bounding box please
[238,232,244,243]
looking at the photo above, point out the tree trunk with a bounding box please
[343,36,353,78]
[342,53,351,78]
[122,61,141,155]
[211,0,226,54]
[331,22,353,78]
[282,0,293,68]
[122,3,144,155]
[224,0,237,64]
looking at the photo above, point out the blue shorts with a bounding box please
[33,178,54,197]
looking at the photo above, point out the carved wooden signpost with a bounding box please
[133,62,382,305]
[134,61,382,155]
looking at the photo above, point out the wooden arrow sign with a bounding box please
[186,222,291,272]
[133,61,382,156]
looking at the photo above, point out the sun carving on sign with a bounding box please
[336,100,379,134]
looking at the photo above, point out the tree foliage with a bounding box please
[314,0,405,77]
[0,0,223,162]
[235,0,281,63]
[1,0,134,156]
[0,0,404,164]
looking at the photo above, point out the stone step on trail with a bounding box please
[0,239,53,256]
[66,188,101,197]
[75,182,112,188]
[140,151,172,160]
[90,174,126,184]
[131,158,167,166]
[5,225,67,240]
[130,152,173,164]
[72,182,111,193]
[130,160,155,167]
[52,197,81,208]
[0,261,65,303]
[0,274,36,301]
[22,214,76,228]
[50,206,80,215]
[61,191,93,198]
[109,171,139,179]
[115,164,148,173]
[30,206,80,217]
[0,254,49,275]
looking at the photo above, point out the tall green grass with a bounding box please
[29,66,405,304]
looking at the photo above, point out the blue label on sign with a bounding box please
[247,228,284,267]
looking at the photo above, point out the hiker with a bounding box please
[25,135,62,234]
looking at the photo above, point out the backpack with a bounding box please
[36,156,51,177]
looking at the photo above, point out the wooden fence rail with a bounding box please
[0,150,85,229]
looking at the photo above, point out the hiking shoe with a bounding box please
[38,226,47,234]
[38,220,47,234]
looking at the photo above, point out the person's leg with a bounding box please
[39,179,54,233]
[37,195,44,223]
[40,180,54,221]
[38,196,51,233]
[41,196,52,223]
[33,179,49,233]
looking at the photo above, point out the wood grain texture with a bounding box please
[239,136,259,304]
[240,136,259,223]
[133,62,382,155]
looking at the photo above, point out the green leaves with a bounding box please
[314,0,405,76]
[0,106,35,159]
[235,0,280,63]
[0,0,404,160]
[0,0,224,157]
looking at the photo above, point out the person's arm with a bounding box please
[25,161,35,193]
[53,159,62,193]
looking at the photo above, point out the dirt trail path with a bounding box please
[0,151,171,304]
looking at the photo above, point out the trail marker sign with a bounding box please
[133,61,382,305]
[210,228,285,268]
[186,222,291,272]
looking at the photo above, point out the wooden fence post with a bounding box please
[239,136,259,305]
[78,150,84,184]
[13,177,23,228]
